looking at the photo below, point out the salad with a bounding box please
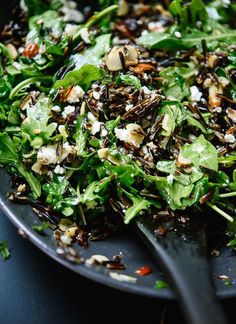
[0,0,236,250]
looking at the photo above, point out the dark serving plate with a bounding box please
[0,0,236,300]
[0,169,236,299]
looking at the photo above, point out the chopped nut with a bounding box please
[105,45,139,71]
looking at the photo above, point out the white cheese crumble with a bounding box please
[54,165,65,175]
[61,5,84,23]
[51,105,61,112]
[80,28,91,44]
[189,86,202,102]
[66,86,85,103]
[141,86,152,95]
[167,174,174,184]
[115,124,145,148]
[93,91,101,100]
[224,134,235,143]
[87,112,97,123]
[62,105,75,119]
[125,104,133,111]
[174,31,182,38]
[91,121,102,135]
[148,21,165,33]
[64,24,78,37]
[13,62,22,71]
[206,7,221,20]
[37,143,73,165]
[58,125,68,138]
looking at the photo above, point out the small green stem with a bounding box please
[78,205,87,226]
[73,5,118,43]
[9,76,53,99]
[219,192,236,198]
[207,202,234,222]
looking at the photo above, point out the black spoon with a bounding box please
[135,215,228,324]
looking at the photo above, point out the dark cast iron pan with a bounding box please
[1,1,236,323]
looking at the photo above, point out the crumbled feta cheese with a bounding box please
[54,165,65,175]
[20,0,27,11]
[148,21,165,33]
[61,5,84,23]
[101,129,108,137]
[115,124,145,148]
[37,143,73,165]
[80,28,91,44]
[66,85,85,103]
[58,125,68,138]
[64,23,78,37]
[189,86,202,102]
[167,174,174,184]
[51,105,61,112]
[222,0,230,7]
[62,105,75,118]
[206,7,221,20]
[141,30,149,36]
[93,91,101,100]
[91,121,102,135]
[141,86,152,95]
[174,31,182,38]
[224,134,235,143]
[125,104,133,111]
[13,62,22,71]
[87,112,97,122]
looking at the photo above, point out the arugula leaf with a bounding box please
[21,97,57,147]
[73,115,90,157]
[137,29,236,52]
[159,64,196,101]
[78,175,113,208]
[0,133,41,198]
[122,190,152,224]
[71,34,111,69]
[116,73,142,90]
[54,64,104,90]
[0,240,10,261]
[169,0,208,29]
[43,176,79,216]
[32,221,49,234]
[24,0,63,17]
[155,280,169,289]
[179,135,218,171]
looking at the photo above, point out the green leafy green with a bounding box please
[179,135,218,171]
[71,34,111,69]
[169,0,208,28]
[117,73,142,90]
[0,133,41,197]
[21,97,57,147]
[155,280,169,289]
[159,64,196,101]
[0,240,10,261]
[32,221,49,234]
[43,176,79,216]
[54,64,104,90]
[24,0,63,17]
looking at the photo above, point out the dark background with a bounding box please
[0,210,235,324]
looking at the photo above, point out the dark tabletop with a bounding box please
[0,209,235,324]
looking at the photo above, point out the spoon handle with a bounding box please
[136,221,228,324]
